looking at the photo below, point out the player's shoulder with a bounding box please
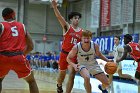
[117,44,123,48]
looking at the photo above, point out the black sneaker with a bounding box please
[57,84,63,93]
[98,84,108,93]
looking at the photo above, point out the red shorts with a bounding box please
[58,52,77,70]
[0,54,31,78]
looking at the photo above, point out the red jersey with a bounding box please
[0,21,26,52]
[61,25,83,52]
[128,42,140,72]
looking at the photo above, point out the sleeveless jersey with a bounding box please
[0,21,26,52]
[61,25,83,52]
[128,42,140,72]
[113,44,124,61]
[77,41,96,66]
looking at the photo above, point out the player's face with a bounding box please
[82,36,91,43]
[70,16,80,26]
[124,37,129,45]
[114,37,120,45]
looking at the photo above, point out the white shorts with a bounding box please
[79,62,104,76]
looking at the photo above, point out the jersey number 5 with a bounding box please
[11,26,18,36]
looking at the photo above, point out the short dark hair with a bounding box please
[2,8,15,20]
[124,34,132,41]
[68,12,81,20]
[2,8,14,17]
[114,36,120,40]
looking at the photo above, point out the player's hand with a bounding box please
[73,64,80,71]
[51,0,58,8]
[115,59,120,63]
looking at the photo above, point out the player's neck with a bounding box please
[115,43,119,46]
[81,43,90,52]
[71,24,78,29]
[5,19,15,22]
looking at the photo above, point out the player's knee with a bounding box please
[26,78,36,84]
[0,78,4,83]
[104,79,110,87]
[69,72,75,78]
[84,75,90,82]
[118,72,123,77]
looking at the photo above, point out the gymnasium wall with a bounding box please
[0,0,140,54]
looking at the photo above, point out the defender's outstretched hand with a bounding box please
[51,0,58,8]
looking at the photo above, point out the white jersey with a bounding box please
[77,41,96,66]
[113,44,124,61]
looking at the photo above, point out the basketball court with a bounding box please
[1,64,138,93]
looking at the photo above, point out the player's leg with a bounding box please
[95,73,109,93]
[57,69,67,85]
[0,55,11,93]
[24,72,39,93]
[79,66,91,93]
[0,77,5,93]
[109,74,113,84]
[66,65,76,93]
[12,55,39,93]
[117,63,133,79]
[57,52,68,93]
[66,56,78,93]
[91,63,109,93]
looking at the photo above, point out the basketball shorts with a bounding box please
[0,54,31,78]
[78,62,104,76]
[58,52,77,70]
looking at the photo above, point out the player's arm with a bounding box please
[67,45,79,71]
[94,43,112,62]
[51,0,69,34]
[0,23,2,36]
[116,45,131,63]
[23,32,34,55]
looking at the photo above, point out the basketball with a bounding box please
[104,62,117,74]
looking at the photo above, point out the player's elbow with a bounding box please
[27,43,34,51]
[66,56,70,63]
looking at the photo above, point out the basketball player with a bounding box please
[67,30,113,93]
[51,0,83,93]
[138,40,140,46]
[0,8,39,93]
[116,34,140,81]
[109,36,136,87]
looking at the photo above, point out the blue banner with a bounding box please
[93,34,139,52]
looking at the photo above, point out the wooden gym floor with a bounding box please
[1,67,138,93]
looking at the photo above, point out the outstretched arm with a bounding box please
[67,45,79,71]
[94,43,112,62]
[51,0,69,34]
[116,45,131,63]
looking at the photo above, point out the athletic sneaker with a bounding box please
[98,84,108,93]
[57,84,63,93]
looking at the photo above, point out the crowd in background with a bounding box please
[26,50,134,71]
[26,51,59,72]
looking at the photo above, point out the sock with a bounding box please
[101,85,106,90]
